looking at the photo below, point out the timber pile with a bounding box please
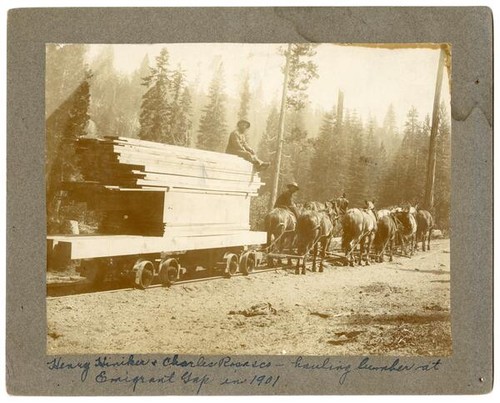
[75,136,263,195]
[66,136,263,237]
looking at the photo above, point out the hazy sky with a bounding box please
[87,43,451,129]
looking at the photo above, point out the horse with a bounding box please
[264,207,297,257]
[361,201,378,264]
[296,202,336,274]
[393,207,417,257]
[415,209,434,251]
[341,201,377,266]
[376,206,400,220]
[303,201,326,211]
[373,214,397,262]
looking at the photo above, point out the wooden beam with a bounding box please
[47,231,267,261]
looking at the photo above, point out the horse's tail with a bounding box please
[265,213,272,247]
[265,213,285,248]
[341,214,352,252]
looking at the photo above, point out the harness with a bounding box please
[264,210,297,253]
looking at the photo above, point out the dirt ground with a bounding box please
[47,239,451,356]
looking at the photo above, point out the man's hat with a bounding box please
[287,182,299,190]
[237,119,251,129]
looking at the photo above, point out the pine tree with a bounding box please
[138,48,173,143]
[281,110,309,194]
[269,43,319,207]
[345,111,366,206]
[309,109,335,200]
[400,106,421,203]
[385,106,430,206]
[46,70,92,232]
[331,102,350,199]
[46,44,88,119]
[375,142,390,205]
[123,54,150,138]
[46,45,89,181]
[258,105,280,192]
[88,45,121,136]
[286,44,319,110]
[197,63,228,152]
[363,117,380,201]
[434,102,451,230]
[382,103,398,153]
[169,66,192,146]
[237,72,251,121]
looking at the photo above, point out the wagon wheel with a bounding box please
[132,259,154,289]
[159,258,179,287]
[240,251,256,275]
[223,253,239,278]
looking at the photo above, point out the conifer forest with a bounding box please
[45,44,451,234]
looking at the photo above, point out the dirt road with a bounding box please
[47,239,451,356]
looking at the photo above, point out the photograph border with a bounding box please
[6,7,493,395]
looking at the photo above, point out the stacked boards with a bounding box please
[68,137,265,238]
[75,136,263,195]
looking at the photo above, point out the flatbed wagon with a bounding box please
[47,137,270,289]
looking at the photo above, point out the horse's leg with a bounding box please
[319,239,326,272]
[279,231,287,265]
[302,251,307,275]
[358,239,364,266]
[389,238,394,262]
[311,243,318,272]
[380,239,387,263]
[364,236,370,265]
[345,242,352,267]
[348,240,355,267]
[363,237,368,265]
[323,236,332,270]
[427,229,431,251]
[366,234,373,266]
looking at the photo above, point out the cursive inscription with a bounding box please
[45,354,444,393]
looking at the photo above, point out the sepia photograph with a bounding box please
[45,42,452,357]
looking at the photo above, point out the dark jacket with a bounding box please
[338,197,349,213]
[274,190,296,208]
[225,130,254,155]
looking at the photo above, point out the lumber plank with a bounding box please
[48,231,267,260]
[108,136,249,164]
[135,179,260,194]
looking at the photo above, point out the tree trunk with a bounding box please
[269,44,292,209]
[423,47,446,211]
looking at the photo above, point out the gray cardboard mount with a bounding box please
[6,7,493,395]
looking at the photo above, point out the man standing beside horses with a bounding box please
[337,192,349,214]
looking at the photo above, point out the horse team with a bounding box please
[265,199,435,274]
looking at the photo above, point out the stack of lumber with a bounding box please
[66,136,264,237]
[75,137,263,195]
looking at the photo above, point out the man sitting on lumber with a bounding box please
[226,120,270,172]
